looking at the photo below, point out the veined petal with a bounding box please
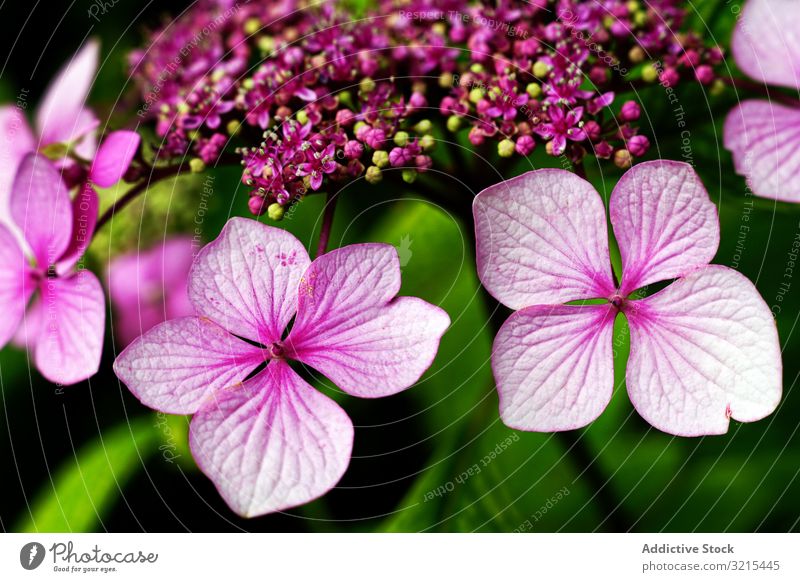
[35,40,100,146]
[11,154,73,268]
[288,244,450,398]
[493,304,616,431]
[731,0,800,90]
[610,161,719,295]
[723,100,800,202]
[114,317,264,415]
[189,217,310,344]
[625,266,782,436]
[0,106,35,220]
[34,269,105,385]
[0,225,36,347]
[89,130,141,187]
[189,359,353,517]
[473,169,616,310]
[57,183,98,273]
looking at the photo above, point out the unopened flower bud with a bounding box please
[515,135,536,156]
[419,134,436,151]
[402,169,417,183]
[614,149,633,168]
[695,65,714,85]
[533,60,551,78]
[446,115,462,132]
[365,165,383,184]
[359,77,376,93]
[394,131,410,147]
[628,46,645,63]
[498,139,515,158]
[248,195,267,215]
[619,101,641,122]
[642,63,659,83]
[227,120,241,135]
[414,119,432,134]
[296,110,309,124]
[267,202,285,221]
[189,158,206,173]
[372,150,389,168]
[526,83,542,98]
[628,135,650,157]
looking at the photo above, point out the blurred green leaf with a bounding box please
[16,418,158,533]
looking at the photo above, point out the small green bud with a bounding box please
[414,119,432,133]
[469,87,485,104]
[354,121,368,134]
[267,203,285,221]
[372,150,389,168]
[439,72,454,88]
[532,60,551,78]
[526,83,542,98]
[498,139,515,158]
[244,17,261,35]
[446,115,462,132]
[365,165,383,184]
[394,131,410,147]
[189,158,206,173]
[642,63,659,83]
[470,63,484,74]
[402,169,417,184]
[360,77,376,93]
[296,110,309,124]
[338,90,353,107]
[419,134,436,151]
[710,79,726,96]
[227,120,241,135]
[257,36,275,54]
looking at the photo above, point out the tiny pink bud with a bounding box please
[619,101,641,122]
[515,135,536,156]
[583,120,602,141]
[628,134,650,157]
[695,65,714,85]
[249,194,268,216]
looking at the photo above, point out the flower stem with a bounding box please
[315,190,338,258]
[95,163,185,232]
[723,76,800,107]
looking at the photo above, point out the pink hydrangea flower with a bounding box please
[113,218,450,516]
[0,154,105,384]
[474,161,781,436]
[107,237,195,346]
[724,0,800,201]
[0,40,140,223]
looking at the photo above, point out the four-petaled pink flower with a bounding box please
[0,154,105,384]
[113,217,450,516]
[107,237,196,346]
[724,0,800,201]
[474,161,782,436]
[0,39,140,218]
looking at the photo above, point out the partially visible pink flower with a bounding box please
[724,0,800,201]
[0,40,140,220]
[108,237,195,346]
[474,161,781,436]
[0,154,104,384]
[114,218,450,516]
[0,41,99,213]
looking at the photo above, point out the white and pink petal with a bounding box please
[625,266,781,436]
[34,269,105,385]
[189,359,353,517]
[610,161,719,295]
[0,225,36,347]
[114,316,265,415]
[723,100,800,202]
[473,169,616,310]
[731,0,800,90]
[493,304,617,431]
[189,218,310,345]
[287,244,450,398]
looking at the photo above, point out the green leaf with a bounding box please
[16,418,159,533]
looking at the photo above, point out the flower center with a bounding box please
[609,293,626,310]
[267,341,285,359]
